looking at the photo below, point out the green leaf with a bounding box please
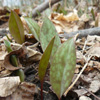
[6,34,12,42]
[14,69,25,82]
[91,8,95,20]
[50,38,76,99]
[24,17,40,41]
[39,37,55,82]
[4,40,12,53]
[9,10,25,44]
[40,17,61,60]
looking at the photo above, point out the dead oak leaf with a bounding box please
[74,70,100,96]
[86,42,100,58]
[49,11,79,33]
[4,46,27,71]
[0,82,38,100]
[0,76,20,97]
[11,43,42,64]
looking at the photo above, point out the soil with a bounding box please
[24,63,78,100]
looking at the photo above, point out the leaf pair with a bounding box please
[39,37,76,99]
[38,18,76,99]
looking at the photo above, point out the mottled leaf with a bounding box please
[39,37,55,82]
[50,38,76,99]
[40,17,61,60]
[9,10,25,44]
[24,17,40,41]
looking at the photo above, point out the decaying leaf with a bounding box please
[80,13,90,22]
[76,51,85,65]
[72,34,100,97]
[3,42,42,70]
[88,60,100,71]
[4,46,27,71]
[9,10,25,44]
[74,70,100,96]
[0,45,7,61]
[0,61,11,77]
[50,37,76,98]
[0,76,20,97]
[50,11,79,22]
[0,45,11,77]
[0,7,10,16]
[79,96,92,100]
[86,42,100,58]
[86,35,100,45]
[0,82,38,100]
[50,11,79,33]
[10,43,42,63]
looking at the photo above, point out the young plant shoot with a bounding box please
[38,37,55,100]
[4,40,25,82]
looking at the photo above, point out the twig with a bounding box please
[32,0,61,17]
[49,0,52,11]
[60,27,100,39]
[64,57,91,96]
[82,40,87,54]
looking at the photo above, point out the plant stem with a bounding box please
[59,98,61,100]
[41,82,43,100]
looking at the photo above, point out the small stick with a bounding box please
[49,0,52,10]
[41,82,43,100]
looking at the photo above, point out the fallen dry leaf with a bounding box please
[87,60,100,71]
[73,35,100,97]
[0,7,9,16]
[0,82,38,100]
[79,96,92,100]
[80,13,90,22]
[86,42,100,58]
[75,65,82,74]
[0,76,20,97]
[4,46,26,71]
[74,70,100,96]
[11,43,42,64]
[76,51,85,65]
[0,45,11,77]
[0,45,7,61]
[0,61,11,77]
[49,10,79,33]
[87,35,100,44]
[50,11,79,21]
